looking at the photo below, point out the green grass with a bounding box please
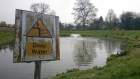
[0,30,14,48]
[50,30,140,79]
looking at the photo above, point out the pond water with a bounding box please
[0,35,126,79]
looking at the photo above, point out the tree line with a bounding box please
[0,21,15,27]
[60,0,140,30]
[59,10,140,30]
[1,0,140,30]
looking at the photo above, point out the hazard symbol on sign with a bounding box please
[26,19,52,38]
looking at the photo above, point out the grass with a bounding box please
[50,30,140,79]
[0,30,14,49]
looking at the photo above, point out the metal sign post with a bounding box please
[34,61,41,79]
[14,9,60,79]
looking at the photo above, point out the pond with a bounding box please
[0,35,126,79]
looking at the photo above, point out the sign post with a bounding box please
[34,61,41,79]
[14,9,60,79]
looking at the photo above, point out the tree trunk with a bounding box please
[83,23,85,30]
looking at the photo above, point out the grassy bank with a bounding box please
[0,30,14,48]
[51,30,140,79]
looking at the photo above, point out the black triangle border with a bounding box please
[26,19,52,38]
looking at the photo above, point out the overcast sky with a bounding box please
[0,0,140,24]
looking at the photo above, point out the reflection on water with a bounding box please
[72,37,126,69]
[73,40,96,66]
[0,37,126,79]
[0,45,13,53]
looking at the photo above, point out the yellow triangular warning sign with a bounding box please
[27,19,52,38]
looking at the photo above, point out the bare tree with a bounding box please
[30,3,55,15]
[30,3,39,13]
[72,0,98,30]
[39,3,50,13]
[105,9,118,29]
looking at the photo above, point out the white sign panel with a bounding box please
[14,9,60,63]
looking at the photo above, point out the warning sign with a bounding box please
[27,42,52,56]
[27,19,52,38]
[14,9,59,62]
